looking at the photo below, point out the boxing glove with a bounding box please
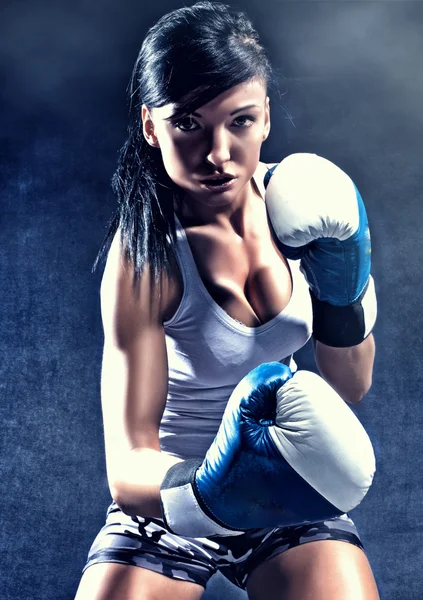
[159,362,375,538]
[264,153,377,347]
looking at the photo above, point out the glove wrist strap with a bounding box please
[311,275,377,347]
[160,459,241,537]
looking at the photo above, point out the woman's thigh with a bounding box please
[246,540,379,600]
[74,562,205,600]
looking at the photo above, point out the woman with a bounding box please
[74,2,379,599]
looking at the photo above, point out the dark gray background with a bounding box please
[1,1,421,598]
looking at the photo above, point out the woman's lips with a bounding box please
[200,177,237,192]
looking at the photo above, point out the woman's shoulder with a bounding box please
[100,228,182,326]
[256,161,278,173]
[254,161,279,198]
[260,161,279,169]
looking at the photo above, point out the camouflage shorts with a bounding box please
[82,501,364,589]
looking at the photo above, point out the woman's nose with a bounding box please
[205,128,231,167]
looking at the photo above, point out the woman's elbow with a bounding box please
[109,481,143,517]
[109,481,127,510]
[343,376,373,405]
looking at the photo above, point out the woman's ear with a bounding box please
[141,105,160,147]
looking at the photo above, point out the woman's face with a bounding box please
[142,78,270,214]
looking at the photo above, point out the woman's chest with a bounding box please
[166,211,293,328]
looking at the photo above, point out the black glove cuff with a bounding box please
[161,459,201,491]
[310,280,374,347]
[159,459,202,530]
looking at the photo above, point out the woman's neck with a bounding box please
[174,178,261,231]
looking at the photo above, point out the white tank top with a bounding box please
[160,165,313,459]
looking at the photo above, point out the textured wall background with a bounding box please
[1,1,421,598]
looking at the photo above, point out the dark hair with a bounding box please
[92,1,276,295]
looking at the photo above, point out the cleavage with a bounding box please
[185,225,293,328]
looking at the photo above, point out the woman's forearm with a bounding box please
[110,447,184,519]
[313,333,376,404]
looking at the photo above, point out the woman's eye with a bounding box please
[174,117,199,132]
[233,115,256,127]
[173,114,256,132]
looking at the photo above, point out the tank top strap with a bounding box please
[168,214,201,297]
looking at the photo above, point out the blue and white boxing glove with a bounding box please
[264,153,377,347]
[159,362,375,538]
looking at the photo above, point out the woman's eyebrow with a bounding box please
[192,104,260,118]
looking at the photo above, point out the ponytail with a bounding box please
[92,126,178,296]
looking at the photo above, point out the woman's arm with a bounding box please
[313,333,375,405]
[100,231,182,519]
